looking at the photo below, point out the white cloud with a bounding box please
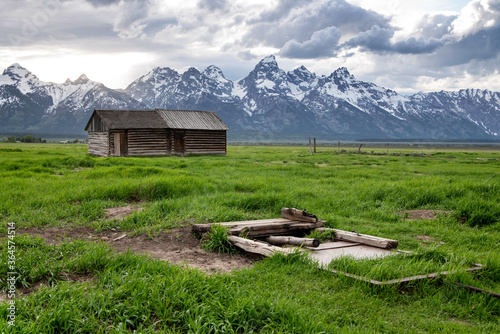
[451,0,500,37]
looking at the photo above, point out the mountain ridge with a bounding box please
[0,56,499,140]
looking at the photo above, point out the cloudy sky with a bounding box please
[1,0,499,94]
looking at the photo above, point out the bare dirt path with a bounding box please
[17,225,258,274]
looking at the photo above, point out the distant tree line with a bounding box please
[2,135,47,143]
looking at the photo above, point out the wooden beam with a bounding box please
[192,218,324,238]
[281,208,318,223]
[315,228,398,249]
[228,236,297,257]
[263,236,320,247]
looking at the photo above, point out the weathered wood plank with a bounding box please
[281,208,318,222]
[228,236,297,257]
[192,218,324,238]
[263,236,320,247]
[88,132,109,157]
[316,228,398,249]
[230,222,323,237]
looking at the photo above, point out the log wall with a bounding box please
[88,129,227,157]
[184,130,226,155]
[127,129,168,156]
[88,132,109,157]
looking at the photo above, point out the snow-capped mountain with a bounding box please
[0,57,499,139]
[0,64,141,133]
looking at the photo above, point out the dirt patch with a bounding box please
[398,210,450,221]
[0,273,93,303]
[17,226,258,274]
[104,206,143,220]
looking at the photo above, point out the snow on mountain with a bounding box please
[0,64,143,133]
[1,57,499,139]
[286,65,317,99]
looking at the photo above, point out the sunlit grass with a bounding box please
[0,143,499,332]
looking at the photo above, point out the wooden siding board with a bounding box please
[127,129,168,156]
[88,132,109,157]
[184,130,227,155]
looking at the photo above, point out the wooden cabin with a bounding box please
[84,109,229,157]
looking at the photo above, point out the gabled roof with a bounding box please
[157,109,229,130]
[85,109,229,131]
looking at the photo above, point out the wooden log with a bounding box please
[192,218,324,238]
[228,236,297,257]
[316,228,398,249]
[229,222,323,237]
[281,208,318,223]
[263,236,320,247]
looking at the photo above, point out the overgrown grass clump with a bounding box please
[201,224,237,254]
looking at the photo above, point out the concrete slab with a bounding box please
[308,242,394,266]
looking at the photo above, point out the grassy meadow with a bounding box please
[1,143,499,333]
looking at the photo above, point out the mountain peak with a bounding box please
[256,55,279,69]
[203,65,226,79]
[251,55,281,78]
[3,63,37,81]
[333,67,352,78]
[290,65,314,78]
[74,74,90,84]
[261,55,276,63]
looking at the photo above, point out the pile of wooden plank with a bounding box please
[192,208,484,286]
[192,208,325,238]
[192,208,398,260]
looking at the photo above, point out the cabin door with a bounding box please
[114,132,128,157]
[173,131,185,155]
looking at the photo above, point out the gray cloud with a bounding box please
[343,25,444,55]
[416,0,500,67]
[343,25,393,52]
[251,0,304,23]
[84,0,120,7]
[243,0,392,49]
[197,0,230,12]
[428,26,500,66]
[237,50,257,61]
[280,26,342,58]
[113,0,153,38]
[393,37,444,54]
[2,0,500,93]
[415,14,457,40]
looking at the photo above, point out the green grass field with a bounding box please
[1,143,499,333]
